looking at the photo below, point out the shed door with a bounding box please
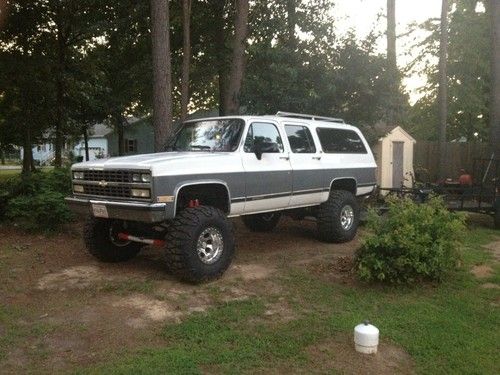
[392,141,404,188]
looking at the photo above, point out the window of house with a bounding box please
[124,139,138,153]
[285,125,316,153]
[244,122,284,153]
[316,128,367,154]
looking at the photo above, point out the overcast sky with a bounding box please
[333,0,443,103]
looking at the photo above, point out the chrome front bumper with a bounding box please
[65,196,168,223]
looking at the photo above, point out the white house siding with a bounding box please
[73,137,108,161]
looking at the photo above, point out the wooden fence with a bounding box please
[413,142,492,182]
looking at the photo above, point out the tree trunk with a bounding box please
[180,0,192,123]
[286,0,297,49]
[0,147,5,165]
[22,128,33,176]
[214,0,227,116]
[386,0,398,125]
[438,0,449,180]
[224,0,249,115]
[115,114,125,156]
[54,17,66,168]
[490,0,500,158]
[83,127,89,161]
[151,0,173,152]
[387,0,397,72]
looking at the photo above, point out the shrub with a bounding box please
[1,167,73,231]
[6,189,73,231]
[355,196,466,284]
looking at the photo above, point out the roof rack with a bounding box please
[276,111,345,124]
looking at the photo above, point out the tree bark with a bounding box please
[387,0,397,73]
[22,127,33,176]
[180,0,192,123]
[438,0,449,180]
[54,9,66,168]
[286,0,297,49]
[490,0,500,158]
[151,0,173,152]
[115,114,125,156]
[214,0,227,116]
[83,126,89,161]
[386,0,399,125]
[224,0,249,115]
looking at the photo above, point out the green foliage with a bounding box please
[6,189,73,231]
[0,168,73,231]
[407,0,490,141]
[356,197,466,284]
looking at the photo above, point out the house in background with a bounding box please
[73,123,113,161]
[106,117,154,156]
[22,110,220,164]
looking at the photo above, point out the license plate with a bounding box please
[92,204,109,218]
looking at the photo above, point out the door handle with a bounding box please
[312,156,322,160]
[279,156,290,160]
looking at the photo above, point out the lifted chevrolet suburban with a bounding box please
[66,112,377,282]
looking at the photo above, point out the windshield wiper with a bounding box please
[189,145,212,151]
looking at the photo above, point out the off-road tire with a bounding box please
[242,212,282,232]
[317,190,359,243]
[164,206,235,283]
[84,216,142,262]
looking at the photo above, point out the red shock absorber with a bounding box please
[188,199,200,208]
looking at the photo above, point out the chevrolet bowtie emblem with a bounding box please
[98,180,108,187]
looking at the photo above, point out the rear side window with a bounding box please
[285,125,316,153]
[316,128,367,154]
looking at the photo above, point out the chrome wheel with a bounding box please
[340,205,354,230]
[197,227,224,264]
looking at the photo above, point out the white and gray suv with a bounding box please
[66,112,377,282]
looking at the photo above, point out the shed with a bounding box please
[372,126,416,189]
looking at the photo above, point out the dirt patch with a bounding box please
[481,283,500,289]
[262,299,297,323]
[112,294,184,326]
[37,265,113,290]
[226,263,275,281]
[471,265,493,279]
[307,255,357,285]
[307,336,415,375]
[482,240,500,262]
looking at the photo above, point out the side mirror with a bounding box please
[254,141,263,160]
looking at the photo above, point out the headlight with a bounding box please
[73,184,84,193]
[73,171,84,179]
[131,188,150,198]
[132,173,141,182]
[141,173,151,183]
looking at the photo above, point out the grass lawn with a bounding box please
[79,223,499,375]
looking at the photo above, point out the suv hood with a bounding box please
[72,151,241,175]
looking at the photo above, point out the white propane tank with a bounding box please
[354,320,379,354]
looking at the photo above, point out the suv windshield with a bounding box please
[170,119,244,152]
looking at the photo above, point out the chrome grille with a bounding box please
[81,185,132,198]
[73,169,151,200]
[83,170,133,183]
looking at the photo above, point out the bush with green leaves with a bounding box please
[355,196,466,284]
[1,168,73,231]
